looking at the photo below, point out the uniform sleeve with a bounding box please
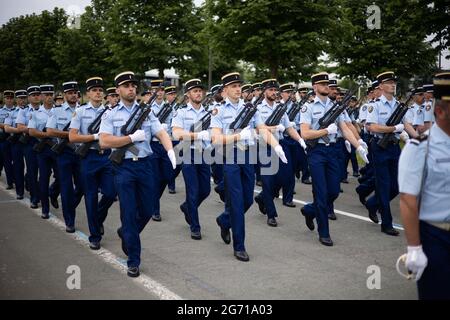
[99,110,114,135]
[253,109,264,127]
[69,108,82,130]
[398,142,426,196]
[16,109,26,125]
[343,110,351,122]
[366,103,379,124]
[299,104,312,125]
[3,112,13,126]
[210,106,223,129]
[281,113,293,129]
[358,105,367,122]
[27,112,37,129]
[46,112,57,129]
[149,111,163,136]
[170,109,184,129]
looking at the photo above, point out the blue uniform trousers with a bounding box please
[11,142,25,197]
[23,140,39,205]
[255,146,278,219]
[302,144,341,238]
[113,157,156,268]
[181,149,211,233]
[0,140,14,186]
[168,141,182,191]
[277,137,298,204]
[80,150,116,243]
[365,140,400,229]
[217,149,254,252]
[37,145,59,214]
[417,221,450,300]
[56,148,83,228]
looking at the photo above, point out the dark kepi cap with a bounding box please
[15,90,27,98]
[86,77,104,91]
[423,84,433,93]
[377,71,397,83]
[351,95,358,101]
[62,81,79,93]
[371,80,380,89]
[221,72,243,87]
[165,86,177,95]
[412,86,424,95]
[114,71,138,87]
[150,79,164,89]
[311,72,329,85]
[328,79,338,88]
[252,82,262,91]
[279,83,294,92]
[298,85,310,93]
[106,87,118,96]
[27,86,41,95]
[210,84,223,95]
[433,72,450,101]
[40,84,55,94]
[3,90,14,98]
[184,79,204,93]
[262,79,279,90]
[241,84,252,93]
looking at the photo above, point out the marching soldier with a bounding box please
[210,72,288,261]
[398,71,450,299]
[0,90,16,189]
[99,71,176,277]
[28,85,60,218]
[251,82,262,104]
[105,87,119,108]
[422,84,434,130]
[296,85,312,184]
[55,92,64,107]
[4,90,28,199]
[241,84,253,103]
[69,77,117,250]
[412,87,427,134]
[300,72,369,246]
[165,85,181,194]
[46,81,83,232]
[172,79,211,240]
[16,86,42,208]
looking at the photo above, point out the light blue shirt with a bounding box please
[299,96,345,144]
[423,99,434,123]
[0,105,14,125]
[412,103,425,126]
[366,95,401,139]
[70,102,106,135]
[171,103,210,149]
[4,107,22,127]
[210,97,263,146]
[337,109,352,138]
[16,104,39,126]
[28,106,56,142]
[398,124,450,222]
[257,98,293,140]
[404,105,415,124]
[46,102,77,131]
[99,100,163,159]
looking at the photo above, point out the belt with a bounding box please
[123,156,149,162]
[425,221,450,232]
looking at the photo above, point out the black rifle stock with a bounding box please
[51,122,72,155]
[33,128,54,153]
[287,91,314,122]
[229,94,264,131]
[265,98,290,127]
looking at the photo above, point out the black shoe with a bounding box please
[127,266,140,278]
[328,212,337,220]
[168,189,176,194]
[256,180,262,187]
[214,186,225,202]
[283,201,296,208]
[50,196,59,209]
[117,228,128,256]
[152,215,161,222]
[353,172,360,177]
[295,172,301,180]
[340,187,343,193]
[302,179,312,185]
[301,207,315,231]
[356,190,367,206]
[341,179,349,184]
[16,195,24,200]
[267,218,278,227]
[381,227,399,236]
[254,196,266,215]
[30,203,39,209]
[89,242,101,250]
[100,225,104,236]
[368,208,379,224]
[319,237,334,246]
[6,185,14,190]
[234,250,250,262]
[191,231,202,240]
[293,190,296,195]
[216,217,230,244]
[41,213,50,220]
[180,205,191,226]
[66,226,75,233]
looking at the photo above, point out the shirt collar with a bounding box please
[62,102,77,111]
[431,123,450,143]
[118,100,138,111]
[224,97,244,110]
[380,95,397,108]
[313,96,330,108]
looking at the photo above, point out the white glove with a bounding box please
[345,140,351,153]
[238,127,252,141]
[276,124,285,132]
[394,124,404,133]
[274,145,288,164]
[196,130,210,141]
[358,139,368,150]
[405,245,428,281]
[167,149,177,170]
[161,123,168,130]
[289,122,296,128]
[399,130,409,143]
[356,146,369,164]
[93,133,99,141]
[129,129,146,143]
[326,123,338,135]
[298,138,307,151]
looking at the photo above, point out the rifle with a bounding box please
[377,94,413,149]
[32,128,55,153]
[6,133,20,143]
[229,94,264,131]
[190,110,213,133]
[109,92,158,165]
[287,90,314,122]
[18,133,31,144]
[75,106,112,159]
[306,88,356,148]
[157,95,180,124]
[265,98,290,126]
[51,121,72,155]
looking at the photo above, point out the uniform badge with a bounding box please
[417,109,422,114]
[301,106,308,113]
[211,108,218,116]
[368,105,374,113]
[426,105,431,111]
[362,106,367,111]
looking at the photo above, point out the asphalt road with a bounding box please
[0,170,417,300]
